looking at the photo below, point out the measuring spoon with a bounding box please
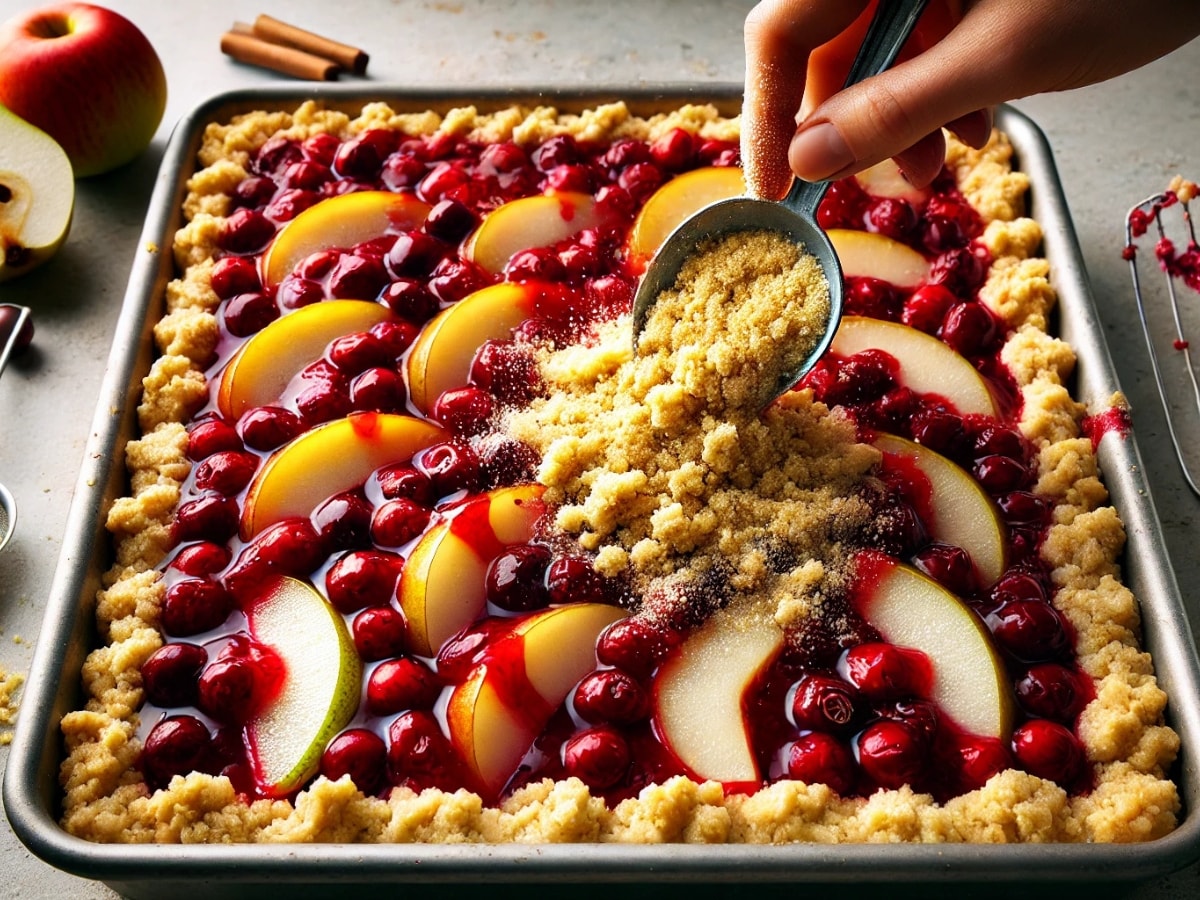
[632,0,929,401]
[0,303,32,551]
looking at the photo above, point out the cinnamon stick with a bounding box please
[252,14,369,74]
[220,30,341,81]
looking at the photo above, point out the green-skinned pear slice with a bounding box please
[854,554,1014,739]
[245,577,362,796]
[0,105,74,282]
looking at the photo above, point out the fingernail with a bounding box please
[789,122,855,181]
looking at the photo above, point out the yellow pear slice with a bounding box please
[446,602,625,795]
[627,166,745,263]
[827,228,929,288]
[465,191,599,274]
[0,105,74,282]
[853,158,930,205]
[406,282,537,413]
[399,483,546,656]
[856,558,1014,739]
[654,608,784,783]
[831,316,997,417]
[245,577,361,796]
[218,300,394,418]
[259,190,430,287]
[241,413,445,538]
[874,433,1007,586]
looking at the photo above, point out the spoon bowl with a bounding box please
[631,0,930,399]
[0,302,32,552]
[0,482,15,553]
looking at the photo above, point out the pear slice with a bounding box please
[874,433,1007,586]
[399,483,546,656]
[831,316,998,417]
[245,576,362,796]
[218,300,394,418]
[0,105,74,282]
[654,608,784,783]
[853,158,930,205]
[465,191,599,275]
[445,602,626,795]
[855,555,1014,739]
[241,413,446,538]
[406,282,538,413]
[259,190,430,287]
[827,228,929,288]
[627,166,745,263]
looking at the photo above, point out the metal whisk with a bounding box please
[1125,176,1200,497]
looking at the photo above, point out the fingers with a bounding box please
[742,0,869,199]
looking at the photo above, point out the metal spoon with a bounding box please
[632,0,929,401]
[0,303,32,552]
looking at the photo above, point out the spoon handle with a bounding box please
[0,304,31,379]
[781,0,931,218]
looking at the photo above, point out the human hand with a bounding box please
[743,0,1200,200]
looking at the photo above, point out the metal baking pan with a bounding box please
[6,85,1200,897]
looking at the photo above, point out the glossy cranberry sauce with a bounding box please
[138,122,1093,806]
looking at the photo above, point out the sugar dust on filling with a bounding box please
[507,229,875,634]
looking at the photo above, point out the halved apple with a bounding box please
[853,158,930,206]
[874,433,1007,586]
[406,282,538,414]
[827,228,929,289]
[465,191,599,275]
[241,413,446,539]
[259,190,431,287]
[654,608,784,784]
[399,483,547,657]
[0,104,74,282]
[218,300,394,418]
[831,316,998,417]
[853,554,1014,739]
[245,576,361,796]
[446,602,626,795]
[627,166,745,264]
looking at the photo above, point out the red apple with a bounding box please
[0,3,167,177]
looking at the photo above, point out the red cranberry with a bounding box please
[222,291,279,337]
[901,284,956,334]
[374,465,435,505]
[845,277,899,320]
[1011,719,1086,785]
[557,241,604,281]
[1015,663,1088,722]
[824,350,897,406]
[169,542,232,577]
[328,254,388,300]
[485,544,551,612]
[595,617,675,680]
[912,543,978,597]
[998,491,1051,526]
[197,656,261,725]
[594,184,637,222]
[370,498,431,548]
[417,161,470,203]
[786,732,857,795]
[237,406,303,451]
[545,555,611,606]
[387,710,455,788]
[469,339,540,404]
[141,642,208,708]
[989,570,1048,606]
[366,657,442,716]
[617,161,663,204]
[840,642,930,701]
[955,735,1011,791]
[142,715,212,787]
[414,441,483,496]
[971,422,1025,458]
[210,256,261,299]
[281,159,332,191]
[600,138,651,170]
[987,599,1071,662]
[321,728,388,794]
[218,208,275,255]
[381,153,427,190]
[349,367,405,413]
[973,454,1029,495]
[869,386,921,432]
[649,128,695,171]
[865,197,917,241]
[162,579,234,637]
[789,673,859,732]
[326,549,404,613]
[353,606,409,661]
[532,135,581,171]
[187,417,242,461]
[192,450,258,496]
[696,138,740,166]
[477,434,540,488]
[333,130,398,179]
[940,301,997,357]
[867,500,927,557]
[264,188,321,222]
[354,235,398,261]
[434,618,510,682]
[855,718,926,789]
[232,174,276,209]
[301,132,339,165]
[479,141,529,175]
[876,698,940,744]
[312,491,374,550]
[385,231,448,278]
[174,495,239,544]
[562,726,630,790]
[428,257,491,304]
[929,245,989,296]
[572,669,648,724]
[432,387,495,435]
[816,178,869,229]
[276,274,325,310]
[370,319,420,357]
[424,198,477,243]
[909,408,969,459]
[505,246,567,282]
[251,518,326,573]
[381,278,438,321]
[252,136,302,176]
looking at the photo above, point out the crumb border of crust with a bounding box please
[58,101,1179,846]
